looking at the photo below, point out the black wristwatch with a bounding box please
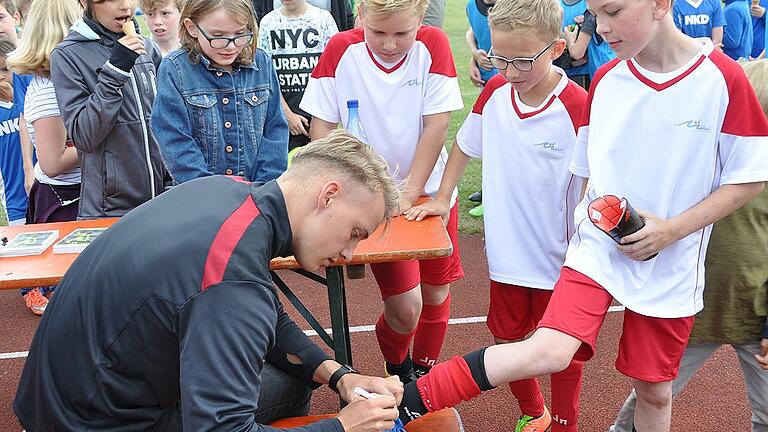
[328,364,358,393]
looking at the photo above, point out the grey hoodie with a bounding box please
[51,18,168,218]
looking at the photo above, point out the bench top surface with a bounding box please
[0,200,451,289]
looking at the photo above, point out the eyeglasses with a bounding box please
[194,23,253,49]
[487,40,557,72]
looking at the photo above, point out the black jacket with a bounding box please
[14,177,342,432]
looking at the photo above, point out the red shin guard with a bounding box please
[550,360,584,432]
[413,293,451,367]
[376,315,415,365]
[508,379,546,418]
[416,355,482,412]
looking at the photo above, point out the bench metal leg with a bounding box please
[325,266,352,366]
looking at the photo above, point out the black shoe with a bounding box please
[385,355,417,385]
[468,191,482,203]
[413,364,431,379]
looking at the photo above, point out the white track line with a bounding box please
[0,306,625,360]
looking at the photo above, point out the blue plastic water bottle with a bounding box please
[346,100,368,143]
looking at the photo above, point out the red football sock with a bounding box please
[508,378,546,418]
[416,355,482,412]
[550,360,584,432]
[376,314,415,365]
[413,293,451,368]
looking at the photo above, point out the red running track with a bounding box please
[0,235,751,431]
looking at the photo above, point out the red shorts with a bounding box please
[371,202,464,300]
[486,281,553,341]
[537,267,695,382]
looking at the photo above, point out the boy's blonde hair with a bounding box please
[0,0,15,15]
[12,0,29,17]
[488,0,563,43]
[742,60,768,118]
[360,0,429,18]
[6,0,80,77]
[180,0,257,65]
[291,129,401,218]
[140,0,183,13]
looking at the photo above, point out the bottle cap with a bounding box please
[346,99,359,108]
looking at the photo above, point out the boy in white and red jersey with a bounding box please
[404,0,586,430]
[395,0,768,430]
[300,0,464,383]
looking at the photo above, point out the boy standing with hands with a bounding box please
[301,0,464,383]
[406,0,586,430]
[396,0,768,430]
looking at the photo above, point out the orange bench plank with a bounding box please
[270,408,463,432]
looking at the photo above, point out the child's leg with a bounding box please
[487,281,547,420]
[412,202,464,374]
[413,283,450,373]
[733,342,768,430]
[611,342,716,432]
[371,261,422,380]
[398,268,613,423]
[632,380,672,432]
[616,310,694,432]
[550,359,583,432]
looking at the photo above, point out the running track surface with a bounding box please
[0,235,751,431]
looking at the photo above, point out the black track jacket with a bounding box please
[14,177,342,432]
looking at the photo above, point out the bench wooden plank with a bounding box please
[270,407,463,432]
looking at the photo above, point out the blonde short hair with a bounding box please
[742,60,768,118]
[360,0,429,18]
[180,0,257,65]
[7,0,81,77]
[488,0,563,42]
[12,0,29,17]
[140,0,183,13]
[291,129,401,219]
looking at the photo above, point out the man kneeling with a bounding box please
[14,130,403,432]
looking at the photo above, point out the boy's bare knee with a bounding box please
[384,305,420,332]
[635,381,672,410]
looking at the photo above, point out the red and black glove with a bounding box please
[588,195,646,243]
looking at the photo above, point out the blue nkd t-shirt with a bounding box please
[0,100,25,222]
[674,0,726,39]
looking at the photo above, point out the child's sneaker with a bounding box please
[24,288,48,316]
[468,204,483,218]
[515,406,551,432]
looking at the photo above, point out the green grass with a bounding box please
[443,1,484,234]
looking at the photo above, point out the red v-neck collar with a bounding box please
[510,68,567,120]
[366,46,408,74]
[627,54,707,92]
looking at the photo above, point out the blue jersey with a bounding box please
[561,0,616,79]
[751,0,768,57]
[0,100,25,222]
[466,0,497,83]
[673,0,725,39]
[13,73,33,112]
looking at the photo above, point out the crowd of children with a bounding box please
[1,0,767,430]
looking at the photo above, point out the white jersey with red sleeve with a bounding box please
[456,69,587,289]
[299,26,463,198]
[566,40,768,318]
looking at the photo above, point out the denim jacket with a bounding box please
[152,48,288,184]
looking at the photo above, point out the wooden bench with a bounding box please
[270,407,463,431]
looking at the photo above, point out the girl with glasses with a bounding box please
[152,0,288,185]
